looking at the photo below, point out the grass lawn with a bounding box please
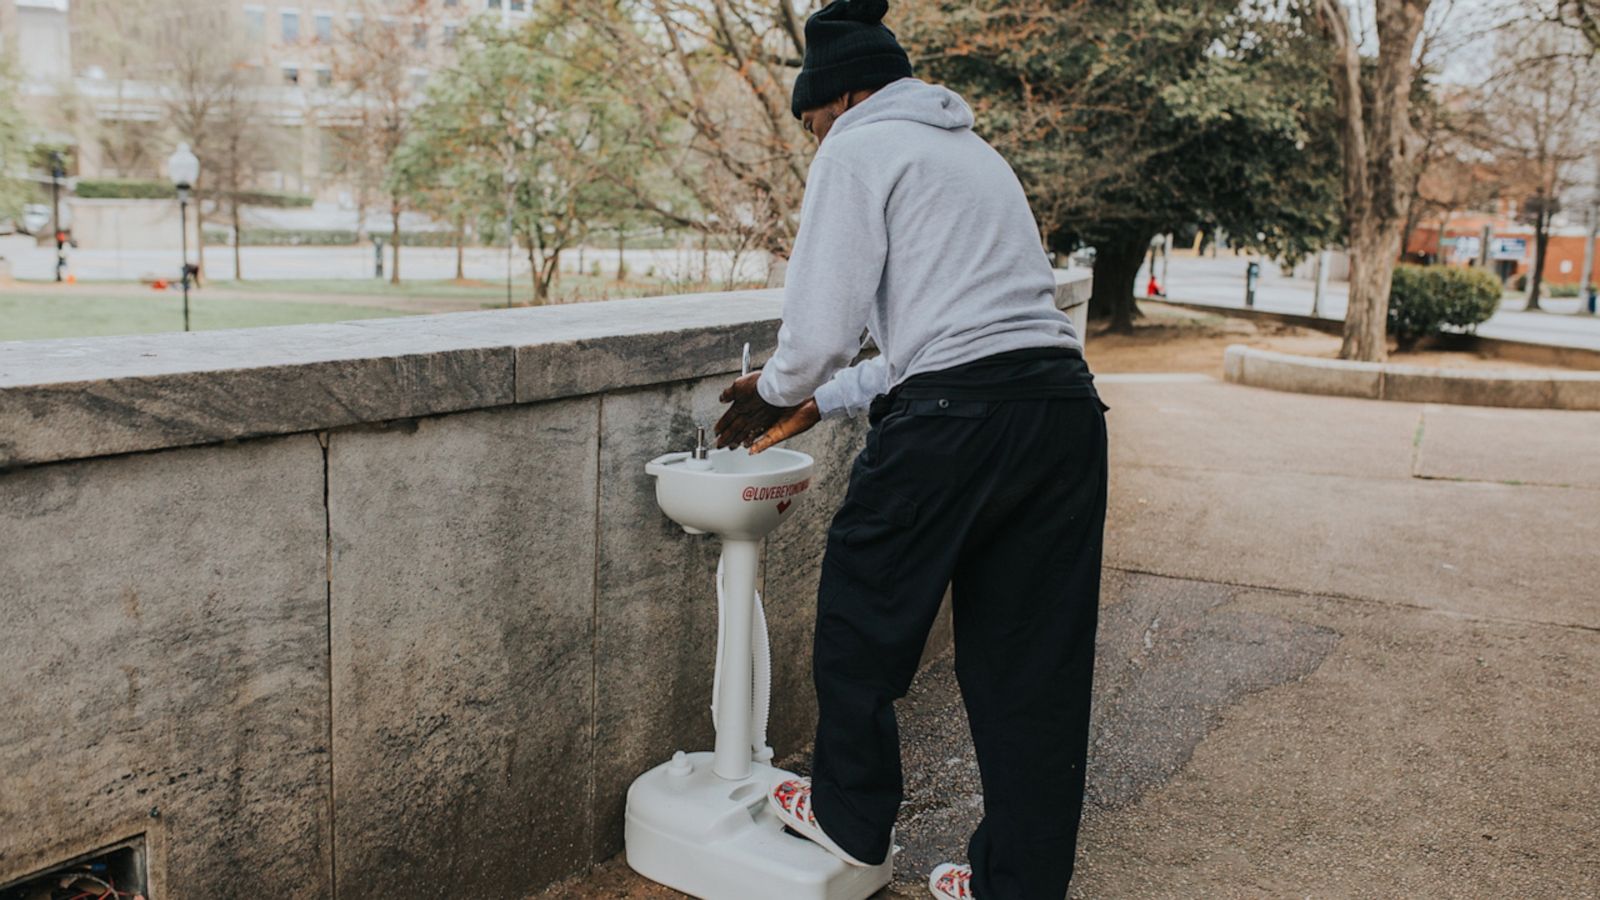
[1,274,768,342]
[0,289,403,341]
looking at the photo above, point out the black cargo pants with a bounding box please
[808,389,1107,900]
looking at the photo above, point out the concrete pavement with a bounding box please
[540,376,1599,898]
[1143,253,1600,353]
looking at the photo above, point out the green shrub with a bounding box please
[1547,282,1588,299]
[74,179,313,208]
[1388,264,1502,350]
[74,178,175,200]
[230,190,315,208]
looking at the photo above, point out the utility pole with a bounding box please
[1580,201,1598,316]
[1581,159,1599,316]
[1312,249,1330,318]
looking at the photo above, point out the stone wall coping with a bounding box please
[1,270,1090,469]
[1223,344,1600,410]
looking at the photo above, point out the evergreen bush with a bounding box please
[1388,264,1502,350]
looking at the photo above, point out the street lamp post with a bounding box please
[49,151,65,283]
[167,143,200,332]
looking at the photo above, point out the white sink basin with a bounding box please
[645,448,815,540]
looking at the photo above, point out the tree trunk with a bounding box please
[389,201,401,285]
[1317,0,1431,363]
[1343,221,1403,360]
[529,243,544,305]
[616,230,627,282]
[193,181,206,287]
[231,197,243,281]
[454,215,465,281]
[1528,211,1550,311]
[1088,230,1153,334]
[543,248,561,301]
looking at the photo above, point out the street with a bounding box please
[0,235,770,286]
[1141,252,1600,352]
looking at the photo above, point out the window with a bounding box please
[410,69,428,92]
[412,22,427,49]
[283,65,300,86]
[243,5,265,40]
[487,0,501,8]
[281,10,300,43]
[444,0,458,6]
[443,24,458,47]
[316,66,333,87]
[510,0,525,10]
[314,13,333,43]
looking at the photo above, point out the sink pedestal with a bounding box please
[626,448,893,900]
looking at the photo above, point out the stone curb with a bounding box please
[1223,344,1600,410]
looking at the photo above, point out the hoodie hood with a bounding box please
[828,78,975,139]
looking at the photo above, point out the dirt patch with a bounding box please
[1089,302,1582,376]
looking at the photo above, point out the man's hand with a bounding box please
[715,371,821,453]
[751,399,821,453]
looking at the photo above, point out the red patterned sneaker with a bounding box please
[768,777,871,867]
[929,862,973,899]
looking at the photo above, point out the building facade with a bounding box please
[7,0,530,199]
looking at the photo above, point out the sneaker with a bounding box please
[768,777,871,867]
[929,863,973,899]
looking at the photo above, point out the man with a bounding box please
[714,2,1107,897]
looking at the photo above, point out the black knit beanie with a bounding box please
[790,0,914,119]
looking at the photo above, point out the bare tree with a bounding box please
[68,0,168,178]
[212,88,279,280]
[333,0,451,284]
[1315,0,1433,361]
[1485,21,1600,309]
[147,0,263,283]
[1403,83,1503,263]
[561,0,814,267]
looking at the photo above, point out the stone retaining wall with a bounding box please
[1223,344,1600,411]
[0,274,1089,896]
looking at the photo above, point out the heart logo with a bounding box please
[777,500,792,514]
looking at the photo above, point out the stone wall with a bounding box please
[0,274,1089,896]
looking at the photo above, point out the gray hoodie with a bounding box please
[756,78,1083,419]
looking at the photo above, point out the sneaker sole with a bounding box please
[767,789,872,867]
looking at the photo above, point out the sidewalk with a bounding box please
[541,376,1600,898]
[1144,253,1600,352]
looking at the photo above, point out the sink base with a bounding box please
[624,752,894,900]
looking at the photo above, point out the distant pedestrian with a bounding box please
[1147,273,1166,298]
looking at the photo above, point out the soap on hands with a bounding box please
[715,372,820,453]
[715,372,784,450]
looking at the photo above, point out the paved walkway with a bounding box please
[540,376,1600,898]
[1143,253,1600,352]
